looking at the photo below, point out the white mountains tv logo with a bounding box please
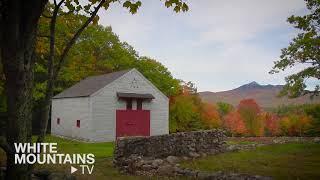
[14,143,95,175]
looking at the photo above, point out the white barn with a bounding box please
[51,69,169,142]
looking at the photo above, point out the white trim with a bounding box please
[90,68,169,101]
[131,68,169,101]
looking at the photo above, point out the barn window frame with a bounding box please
[76,120,80,128]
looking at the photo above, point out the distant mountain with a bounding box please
[199,81,320,108]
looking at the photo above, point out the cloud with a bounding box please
[98,0,307,91]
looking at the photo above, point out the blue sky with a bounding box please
[98,0,307,92]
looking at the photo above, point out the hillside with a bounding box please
[199,81,320,108]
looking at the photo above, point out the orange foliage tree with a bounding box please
[223,111,247,136]
[237,99,263,136]
[260,112,280,136]
[280,114,312,136]
[201,103,222,129]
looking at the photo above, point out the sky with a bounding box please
[98,0,308,92]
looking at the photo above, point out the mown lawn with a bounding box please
[33,135,115,158]
[181,143,320,180]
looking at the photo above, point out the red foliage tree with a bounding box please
[238,99,261,114]
[237,99,262,136]
[261,112,280,136]
[224,111,247,136]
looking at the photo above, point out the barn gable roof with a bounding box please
[53,69,131,99]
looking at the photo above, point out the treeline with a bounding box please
[223,100,320,137]
[172,92,320,137]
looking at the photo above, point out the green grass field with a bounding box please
[0,135,147,180]
[181,143,320,180]
[34,135,115,158]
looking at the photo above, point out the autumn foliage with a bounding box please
[170,81,223,132]
[238,99,261,114]
[201,103,221,129]
[223,111,247,136]
[280,114,312,136]
[261,112,280,136]
[237,99,263,136]
[219,99,314,137]
[169,83,317,137]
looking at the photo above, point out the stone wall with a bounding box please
[114,129,225,160]
[113,129,226,175]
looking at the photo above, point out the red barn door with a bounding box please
[116,110,150,138]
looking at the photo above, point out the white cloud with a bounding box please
[185,0,305,45]
[98,0,307,91]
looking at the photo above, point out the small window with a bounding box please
[57,118,60,125]
[76,120,80,128]
[126,99,132,110]
[137,99,143,110]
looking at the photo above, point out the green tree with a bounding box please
[135,57,181,97]
[169,94,203,132]
[0,0,188,179]
[36,15,138,98]
[304,104,320,135]
[37,0,189,143]
[270,0,320,97]
[35,15,181,100]
[216,102,234,117]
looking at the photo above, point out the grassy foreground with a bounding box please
[1,136,320,179]
[35,135,115,158]
[0,135,149,180]
[181,143,320,180]
[33,136,131,180]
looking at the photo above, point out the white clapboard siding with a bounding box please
[51,97,92,141]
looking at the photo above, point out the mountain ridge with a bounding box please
[199,81,320,108]
[235,81,283,91]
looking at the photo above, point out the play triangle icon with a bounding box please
[71,166,77,174]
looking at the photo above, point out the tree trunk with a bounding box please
[37,1,60,143]
[37,0,106,143]
[0,0,47,179]
[2,26,35,180]
[37,83,53,143]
